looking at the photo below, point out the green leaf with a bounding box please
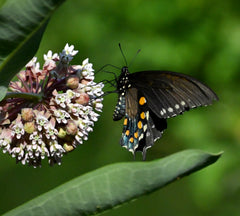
[0,0,66,101]
[3,149,222,216]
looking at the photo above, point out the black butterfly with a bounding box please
[112,59,218,160]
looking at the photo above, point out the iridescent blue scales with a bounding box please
[113,66,218,159]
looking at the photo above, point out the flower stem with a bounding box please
[4,92,42,102]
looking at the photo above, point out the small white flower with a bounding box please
[59,43,78,64]
[49,140,65,165]
[36,115,48,131]
[43,50,59,70]
[64,43,78,56]
[29,132,43,145]
[44,50,59,62]
[78,82,95,94]
[79,58,95,80]
[35,62,40,71]
[92,82,104,97]
[93,98,104,112]
[11,122,25,139]
[54,110,70,124]
[41,143,50,159]
[69,104,84,116]
[11,143,25,160]
[55,93,69,108]
[66,89,77,99]
[74,134,83,145]
[26,57,37,68]
[89,110,99,122]
[45,124,58,140]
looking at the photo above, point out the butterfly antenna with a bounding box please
[96,64,121,75]
[129,49,141,68]
[119,43,128,66]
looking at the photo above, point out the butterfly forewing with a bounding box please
[129,71,218,118]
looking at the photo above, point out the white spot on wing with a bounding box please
[146,111,149,120]
[139,133,144,140]
[143,125,147,132]
[181,101,186,106]
[175,104,180,109]
[129,148,134,154]
[168,107,173,112]
[134,144,139,150]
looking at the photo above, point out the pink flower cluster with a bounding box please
[0,44,104,167]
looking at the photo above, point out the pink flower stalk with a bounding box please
[0,44,104,167]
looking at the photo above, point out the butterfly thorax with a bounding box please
[113,66,132,121]
[116,66,131,91]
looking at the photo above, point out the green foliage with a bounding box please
[0,0,65,100]
[3,150,221,216]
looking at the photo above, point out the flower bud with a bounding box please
[75,93,89,105]
[21,108,34,121]
[66,76,79,89]
[58,128,67,138]
[66,120,78,135]
[24,121,35,134]
[81,79,89,85]
[63,143,74,152]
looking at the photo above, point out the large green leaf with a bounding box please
[0,0,66,101]
[3,149,222,216]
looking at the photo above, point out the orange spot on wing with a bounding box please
[134,131,138,138]
[139,97,146,105]
[123,118,128,125]
[129,137,134,143]
[140,112,145,119]
[138,121,143,129]
[125,130,130,136]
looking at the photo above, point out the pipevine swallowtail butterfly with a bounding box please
[109,45,218,159]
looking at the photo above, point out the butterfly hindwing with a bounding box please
[120,88,167,158]
[135,110,167,159]
[120,88,144,153]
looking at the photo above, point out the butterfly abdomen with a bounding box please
[113,95,126,121]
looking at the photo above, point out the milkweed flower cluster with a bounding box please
[0,44,104,167]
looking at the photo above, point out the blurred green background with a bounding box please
[1,0,240,215]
